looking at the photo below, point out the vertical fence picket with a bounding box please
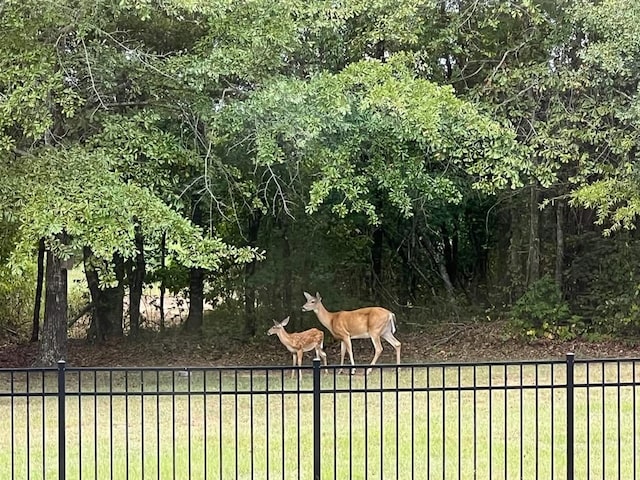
[171,370,176,480]
[155,370,160,480]
[219,370,223,480]
[94,371,98,480]
[473,365,478,480]
[443,366,447,480]
[124,370,129,480]
[57,360,66,480]
[519,364,523,480]
[489,364,493,480]
[426,365,430,479]
[42,371,46,480]
[410,366,415,480]
[264,369,269,480]
[313,358,321,480]
[551,363,555,479]
[140,370,144,480]
[617,360,621,479]
[203,371,208,480]
[187,369,192,480]
[586,361,591,478]
[349,370,353,480]
[566,353,575,480]
[333,367,337,480]
[634,361,638,480]
[535,363,539,480]
[364,365,369,480]
[26,370,30,480]
[602,362,606,480]
[503,364,507,480]
[379,367,383,479]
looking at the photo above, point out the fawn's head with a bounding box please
[267,316,290,335]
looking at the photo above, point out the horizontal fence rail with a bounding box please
[1,354,639,479]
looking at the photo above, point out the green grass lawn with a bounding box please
[1,361,639,479]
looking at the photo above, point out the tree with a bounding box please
[211,58,528,306]
[567,0,640,232]
[0,0,273,353]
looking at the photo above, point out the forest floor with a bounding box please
[1,320,639,368]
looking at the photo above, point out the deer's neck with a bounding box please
[275,328,293,346]
[314,303,336,335]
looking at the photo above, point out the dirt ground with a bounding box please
[1,320,639,368]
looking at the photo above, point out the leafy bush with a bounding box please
[565,232,640,336]
[510,275,583,340]
[594,289,640,336]
[0,265,36,338]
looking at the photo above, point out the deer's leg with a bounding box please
[338,341,347,375]
[315,346,328,373]
[291,353,297,379]
[367,335,384,375]
[296,350,303,380]
[343,336,357,375]
[383,331,402,365]
[319,339,328,366]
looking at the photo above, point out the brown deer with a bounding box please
[302,291,401,375]
[267,316,328,379]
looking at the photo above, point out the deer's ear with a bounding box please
[281,316,290,326]
[273,319,280,326]
[303,291,313,300]
[315,292,322,301]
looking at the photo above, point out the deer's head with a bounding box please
[302,291,322,312]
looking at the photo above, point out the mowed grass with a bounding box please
[1,360,640,479]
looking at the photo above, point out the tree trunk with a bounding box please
[84,249,125,342]
[128,222,145,336]
[103,254,125,337]
[442,225,458,287]
[526,181,541,287]
[507,197,525,302]
[185,201,205,332]
[84,248,104,342]
[185,267,205,332]
[423,236,454,299]
[36,239,68,366]
[555,198,565,292]
[244,212,261,338]
[30,237,46,343]
[396,235,417,306]
[437,255,455,298]
[467,211,488,286]
[159,232,166,331]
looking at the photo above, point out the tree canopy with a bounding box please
[2,0,640,360]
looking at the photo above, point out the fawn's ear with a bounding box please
[281,316,290,326]
[315,292,322,301]
[303,291,313,300]
[273,319,280,326]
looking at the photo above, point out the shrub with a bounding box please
[510,275,583,340]
[0,265,36,338]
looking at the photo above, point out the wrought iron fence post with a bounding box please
[57,360,67,480]
[313,357,321,480]
[566,352,575,480]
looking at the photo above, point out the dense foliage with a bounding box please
[2,0,640,362]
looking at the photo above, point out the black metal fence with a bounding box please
[1,353,639,479]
